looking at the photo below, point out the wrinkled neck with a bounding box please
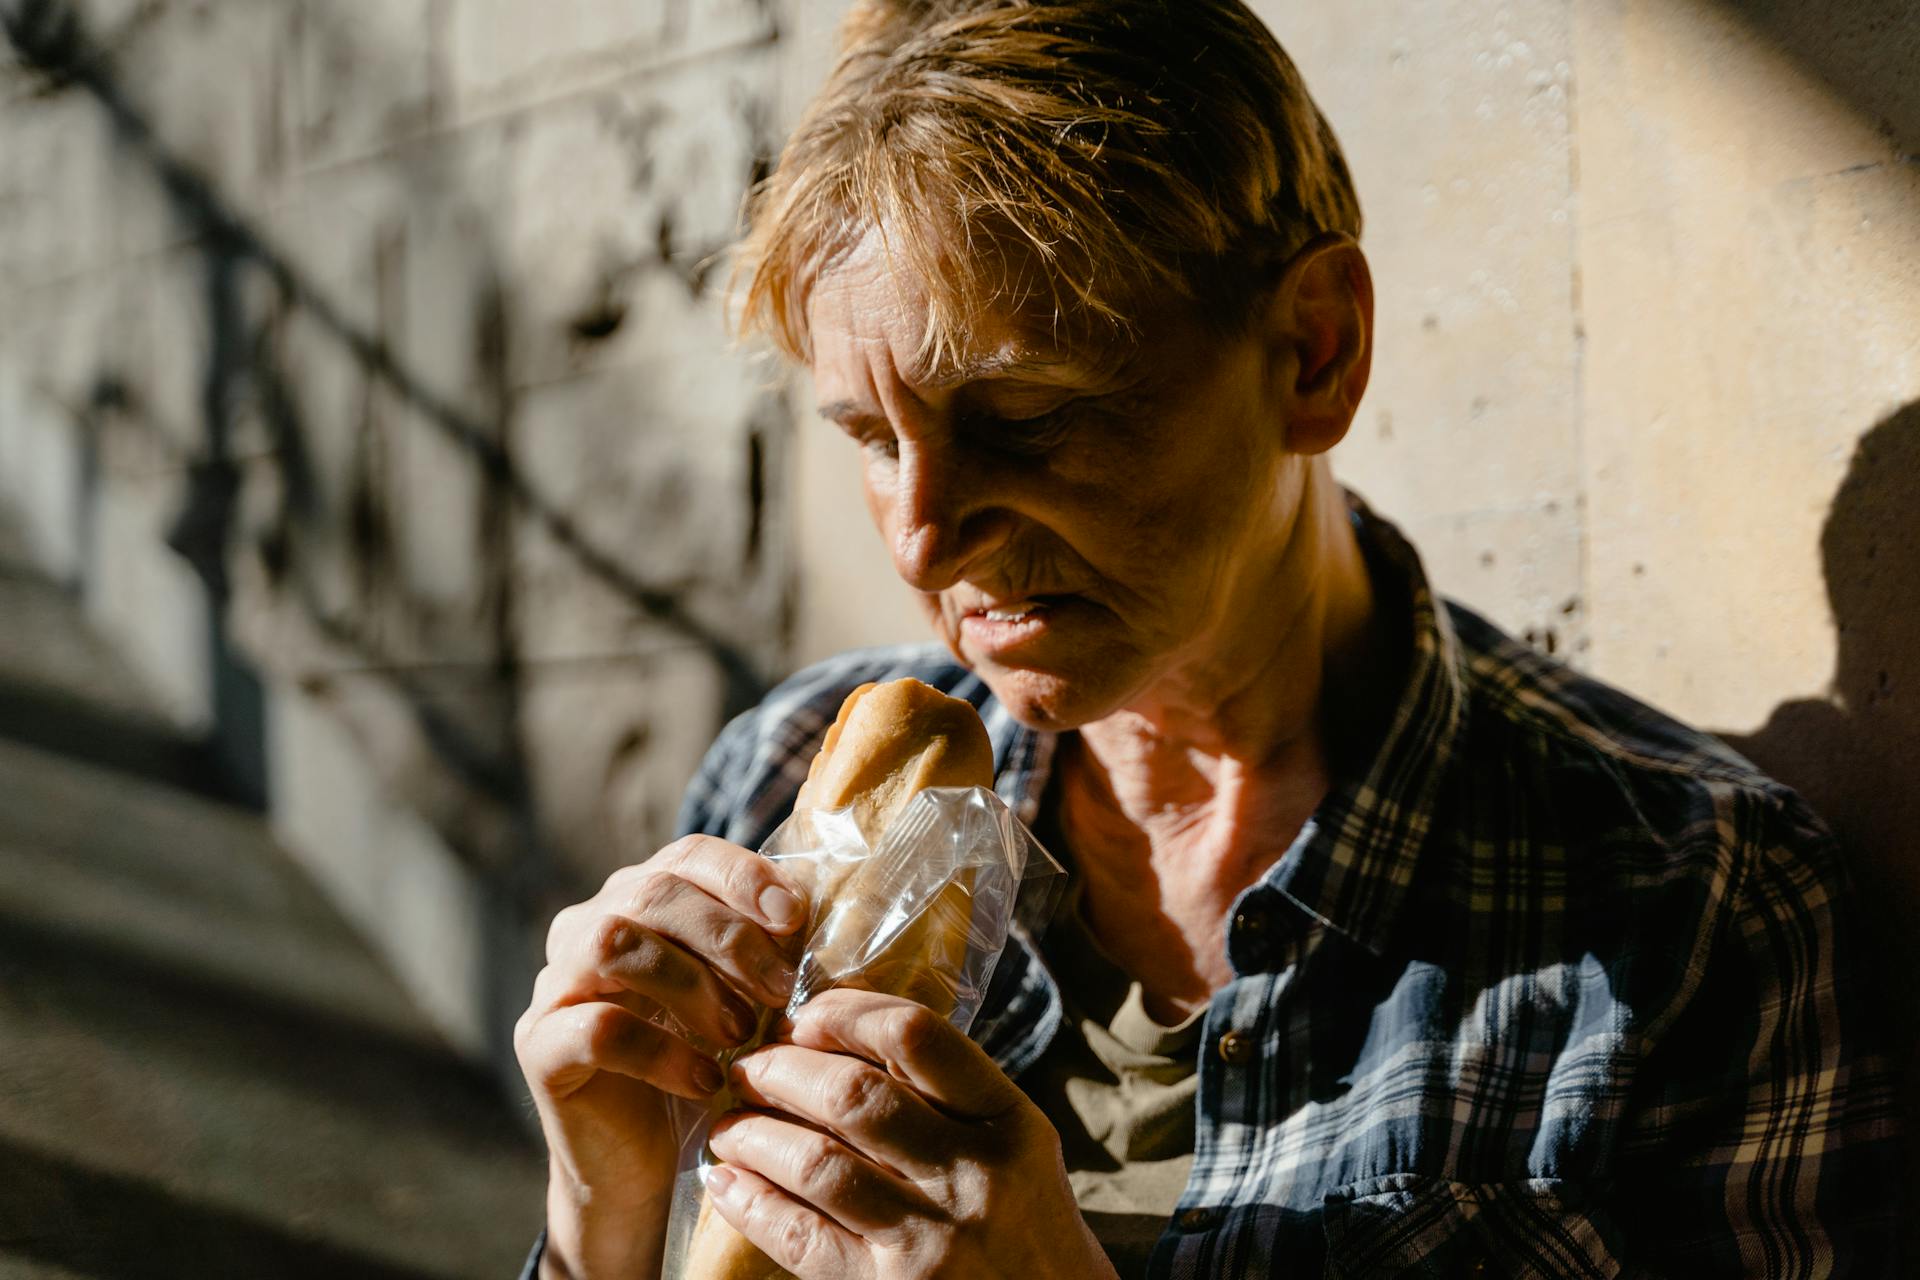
[1074,462,1380,824]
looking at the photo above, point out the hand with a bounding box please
[702,988,1119,1280]
[513,835,809,1278]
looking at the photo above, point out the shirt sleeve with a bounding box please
[674,701,759,840]
[1612,795,1904,1275]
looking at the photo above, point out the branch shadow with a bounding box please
[1724,0,1920,159]
[0,0,780,1097]
[0,0,770,814]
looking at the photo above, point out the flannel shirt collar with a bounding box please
[987,496,1466,963]
[1262,499,1467,956]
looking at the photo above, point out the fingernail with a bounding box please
[694,1058,724,1095]
[723,1002,755,1043]
[759,885,804,930]
[706,1165,737,1201]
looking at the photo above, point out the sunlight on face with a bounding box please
[807,230,1311,731]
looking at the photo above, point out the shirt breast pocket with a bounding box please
[1321,1174,1625,1280]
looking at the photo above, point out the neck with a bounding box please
[1075,460,1382,830]
[1060,464,1391,1013]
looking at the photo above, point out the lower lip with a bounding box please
[959,600,1069,653]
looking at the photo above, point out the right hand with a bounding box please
[514,834,810,1278]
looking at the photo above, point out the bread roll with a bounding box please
[682,678,995,1280]
[793,678,997,846]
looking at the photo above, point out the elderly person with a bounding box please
[515,2,1901,1277]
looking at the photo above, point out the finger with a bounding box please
[545,898,593,964]
[557,914,763,1049]
[546,835,805,962]
[703,1163,870,1280]
[789,989,1023,1120]
[732,1043,950,1177]
[535,963,747,1055]
[708,1110,934,1237]
[516,1001,723,1102]
[645,834,810,935]
[622,873,800,1008]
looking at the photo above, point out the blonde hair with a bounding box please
[732,0,1363,370]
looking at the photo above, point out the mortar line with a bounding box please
[1565,16,1590,668]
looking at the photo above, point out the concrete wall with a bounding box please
[0,0,795,1073]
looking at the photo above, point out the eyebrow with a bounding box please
[913,348,1079,389]
[817,399,877,426]
[816,346,1111,423]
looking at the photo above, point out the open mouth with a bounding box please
[959,595,1074,652]
[966,593,1068,621]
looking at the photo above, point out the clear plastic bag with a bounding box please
[660,785,1062,1280]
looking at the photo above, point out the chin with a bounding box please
[928,598,1151,730]
[969,655,1142,733]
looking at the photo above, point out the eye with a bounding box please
[839,419,898,460]
[969,404,1079,456]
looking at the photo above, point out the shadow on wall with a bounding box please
[1722,400,1920,1237]
[1731,0,1920,156]
[0,0,781,1081]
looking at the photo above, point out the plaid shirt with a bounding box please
[522,507,1902,1278]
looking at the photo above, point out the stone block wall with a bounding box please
[0,0,794,1074]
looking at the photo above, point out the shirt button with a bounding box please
[1216,1030,1255,1065]
[1178,1206,1217,1231]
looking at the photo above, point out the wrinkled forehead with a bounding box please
[804,222,1133,393]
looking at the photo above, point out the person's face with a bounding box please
[806,230,1323,731]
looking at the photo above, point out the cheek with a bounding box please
[1158,427,1278,541]
[1084,471,1221,577]
[1097,450,1274,619]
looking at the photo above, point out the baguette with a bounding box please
[681,678,996,1280]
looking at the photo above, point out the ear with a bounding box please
[1260,233,1374,455]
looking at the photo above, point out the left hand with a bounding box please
[702,988,1118,1280]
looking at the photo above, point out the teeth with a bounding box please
[983,602,1040,622]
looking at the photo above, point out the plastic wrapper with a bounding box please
[660,785,1063,1280]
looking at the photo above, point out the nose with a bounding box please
[884,440,1008,593]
